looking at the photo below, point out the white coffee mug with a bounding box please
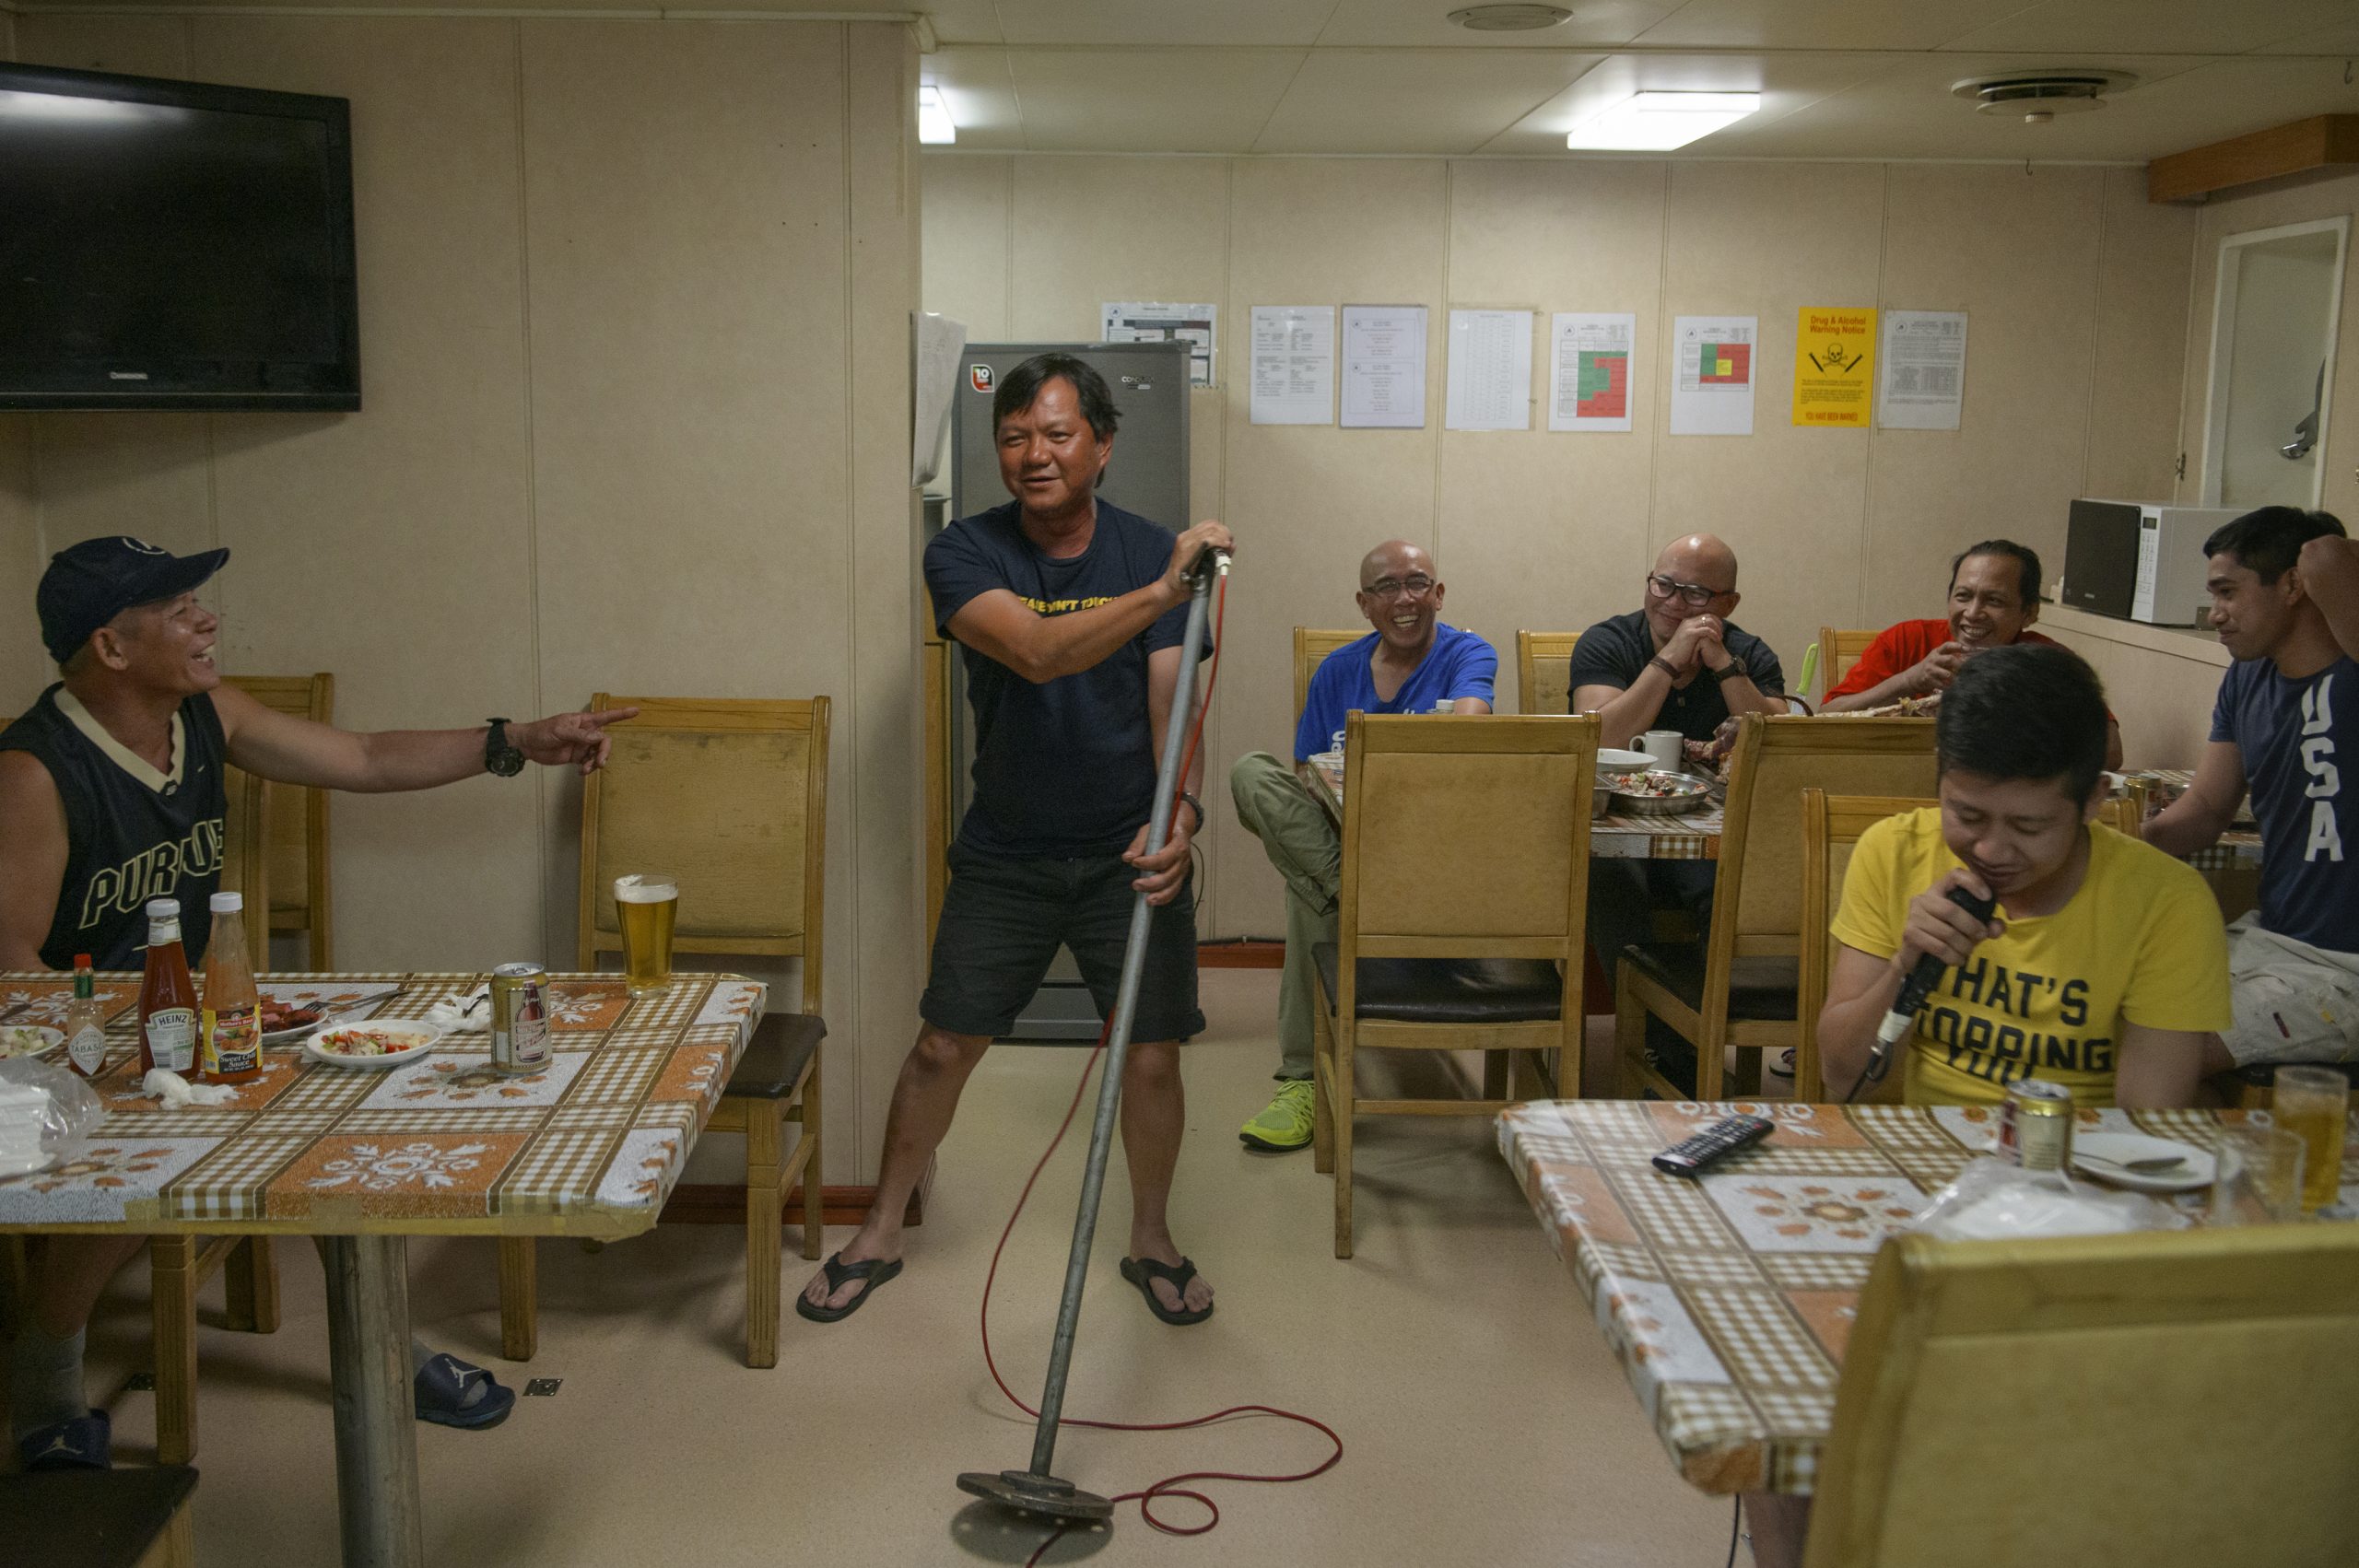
[1640,730,1684,772]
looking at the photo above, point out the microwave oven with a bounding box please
[2061,500,2243,626]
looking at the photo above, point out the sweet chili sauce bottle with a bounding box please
[137,897,199,1075]
[199,891,262,1083]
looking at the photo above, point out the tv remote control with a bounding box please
[1651,1115,1776,1177]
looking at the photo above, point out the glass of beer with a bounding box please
[2209,1123,2306,1226]
[2271,1066,2351,1213]
[615,874,679,997]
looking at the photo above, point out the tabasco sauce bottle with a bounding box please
[64,955,107,1079]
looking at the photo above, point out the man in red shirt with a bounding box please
[1824,539,2122,769]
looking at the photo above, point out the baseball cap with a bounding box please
[37,536,230,664]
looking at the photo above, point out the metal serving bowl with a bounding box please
[1606,768,1715,817]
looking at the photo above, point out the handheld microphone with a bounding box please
[1875,883,2000,1047]
[1191,544,1233,586]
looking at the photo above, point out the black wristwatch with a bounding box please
[1178,791,1204,834]
[484,719,526,778]
[1707,661,1744,685]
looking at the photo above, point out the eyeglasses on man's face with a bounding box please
[1361,575,1437,601]
[1645,573,1731,608]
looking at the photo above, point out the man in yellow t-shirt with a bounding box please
[1817,643,2230,1107]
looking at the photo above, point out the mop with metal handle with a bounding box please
[956,544,1228,1527]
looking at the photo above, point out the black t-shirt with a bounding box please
[1564,609,1786,741]
[0,685,227,968]
[925,500,1208,859]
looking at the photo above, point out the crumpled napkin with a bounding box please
[424,986,491,1034]
[142,1069,239,1107]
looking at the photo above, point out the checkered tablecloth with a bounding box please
[2122,767,2261,872]
[0,970,764,1237]
[1497,1099,2358,1497]
[1301,759,1719,860]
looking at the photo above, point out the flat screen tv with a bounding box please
[0,63,360,412]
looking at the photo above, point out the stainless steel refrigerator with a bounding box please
[933,340,1192,1040]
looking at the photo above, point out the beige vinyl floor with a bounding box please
[55,970,1748,1567]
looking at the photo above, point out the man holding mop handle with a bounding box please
[800,353,1230,1327]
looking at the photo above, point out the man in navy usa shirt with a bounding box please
[2145,506,2359,1084]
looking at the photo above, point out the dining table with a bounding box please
[0,967,766,1568]
[1297,755,1723,860]
[1496,1098,2358,1495]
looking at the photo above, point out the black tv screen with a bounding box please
[0,64,360,411]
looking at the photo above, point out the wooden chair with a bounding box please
[1311,713,1598,1258]
[1805,1223,2359,1567]
[1293,626,1367,725]
[1797,792,2148,1102]
[499,696,827,1369]
[148,763,280,1465]
[223,673,334,968]
[1617,716,1936,1104]
[1515,630,1582,715]
[1818,626,1879,699]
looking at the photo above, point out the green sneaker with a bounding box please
[1240,1080,1317,1153]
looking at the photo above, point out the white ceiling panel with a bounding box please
[1312,0,1683,50]
[989,0,1341,49]
[2255,22,2359,54]
[1003,47,1311,154]
[1629,0,2032,54]
[1252,47,1608,154]
[923,48,1027,150]
[1477,49,1896,154]
[1938,0,2359,57]
[921,1,1010,46]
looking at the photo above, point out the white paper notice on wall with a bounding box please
[1548,312,1636,433]
[911,310,968,487]
[1878,310,1967,431]
[1444,309,1534,432]
[1341,305,1428,429]
[1102,301,1218,388]
[1249,305,1335,426]
[1670,315,1756,436]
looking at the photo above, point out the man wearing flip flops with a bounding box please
[797,354,1229,1328]
[0,535,632,1469]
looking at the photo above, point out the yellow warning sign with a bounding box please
[1792,307,1875,428]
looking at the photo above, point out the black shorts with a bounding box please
[921,843,1203,1043]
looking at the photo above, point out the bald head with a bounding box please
[1654,534,1737,591]
[1356,539,1447,657]
[1359,540,1436,590]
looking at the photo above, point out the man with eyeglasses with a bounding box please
[1227,540,1496,1152]
[1568,535,1787,1088]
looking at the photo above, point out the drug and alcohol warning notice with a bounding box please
[1791,307,1875,428]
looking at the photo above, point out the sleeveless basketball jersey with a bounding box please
[0,685,228,969]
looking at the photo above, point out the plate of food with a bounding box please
[2069,1131,2214,1194]
[0,1024,64,1059]
[258,997,331,1044]
[302,1020,443,1071]
[1606,769,1715,817]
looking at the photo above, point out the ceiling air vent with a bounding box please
[1449,5,1574,31]
[1950,71,2138,123]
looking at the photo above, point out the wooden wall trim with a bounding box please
[2148,115,2359,205]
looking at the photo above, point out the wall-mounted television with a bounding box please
[0,63,360,412]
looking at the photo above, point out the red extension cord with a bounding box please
[976,571,1344,1563]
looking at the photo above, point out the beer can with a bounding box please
[489,962,551,1075]
[1997,1077,2074,1172]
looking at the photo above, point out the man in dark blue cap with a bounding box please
[0,536,635,1469]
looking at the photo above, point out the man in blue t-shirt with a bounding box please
[798,353,1231,1328]
[1227,541,1496,1152]
[2145,506,2359,1082]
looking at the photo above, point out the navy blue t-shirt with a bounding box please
[2211,654,2357,953]
[926,500,1208,859]
[1293,625,1497,761]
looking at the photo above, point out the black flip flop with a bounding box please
[795,1252,903,1323]
[1119,1256,1214,1327]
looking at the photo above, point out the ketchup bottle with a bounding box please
[138,897,199,1075]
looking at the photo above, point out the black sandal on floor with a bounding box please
[795,1252,904,1323]
[1118,1256,1214,1326]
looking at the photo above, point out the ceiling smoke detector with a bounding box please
[1449,5,1574,31]
[1951,70,2136,123]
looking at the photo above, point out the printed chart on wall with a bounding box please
[1878,310,1968,430]
[1670,315,1755,436]
[1445,309,1533,431]
[1249,305,1335,426]
[1341,305,1428,429]
[1549,312,1635,432]
[1792,307,1876,427]
[1102,301,1218,388]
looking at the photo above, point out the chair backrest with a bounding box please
[1806,1224,2359,1568]
[577,696,829,1015]
[224,673,334,966]
[1818,626,1878,697]
[219,764,270,976]
[1336,714,1598,995]
[1515,631,1582,716]
[1293,626,1366,725]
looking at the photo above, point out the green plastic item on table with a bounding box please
[1796,641,1820,703]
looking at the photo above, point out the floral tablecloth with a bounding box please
[0,970,763,1235]
[1497,1098,2357,1496]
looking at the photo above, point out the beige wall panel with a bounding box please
[1008,157,1228,342]
[2085,169,2199,506]
[1651,161,1884,677]
[14,14,191,76]
[1864,166,2104,640]
[0,419,41,713]
[29,417,216,560]
[921,156,1013,340]
[2040,608,2228,771]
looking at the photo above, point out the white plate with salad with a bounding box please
[302,1020,442,1071]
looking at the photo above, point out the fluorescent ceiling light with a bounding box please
[918,85,956,146]
[1567,91,1759,151]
